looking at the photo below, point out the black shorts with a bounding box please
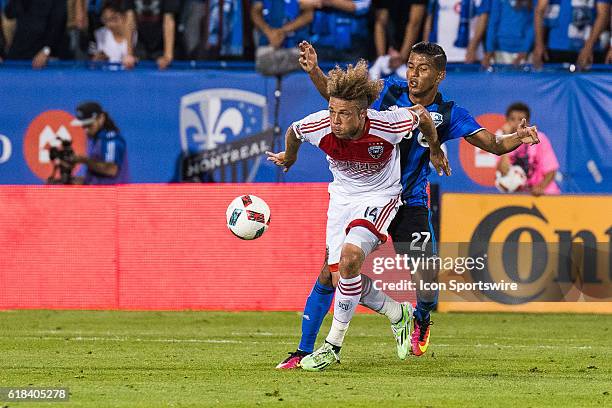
[388,205,437,257]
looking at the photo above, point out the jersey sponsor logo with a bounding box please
[23,110,87,181]
[368,144,384,159]
[179,88,268,182]
[329,158,385,175]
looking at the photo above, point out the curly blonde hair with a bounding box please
[327,60,383,109]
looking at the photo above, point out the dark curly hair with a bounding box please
[327,60,383,109]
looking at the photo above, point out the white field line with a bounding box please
[0,335,294,346]
[0,335,594,349]
[16,330,590,344]
[232,332,587,343]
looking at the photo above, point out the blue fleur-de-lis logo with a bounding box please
[180,89,268,153]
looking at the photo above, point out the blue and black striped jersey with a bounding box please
[371,77,483,207]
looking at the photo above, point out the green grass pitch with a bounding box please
[1,310,611,407]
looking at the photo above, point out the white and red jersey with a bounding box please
[292,108,419,197]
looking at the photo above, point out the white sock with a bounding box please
[326,275,362,348]
[360,274,403,324]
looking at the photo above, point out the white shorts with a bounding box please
[326,193,401,269]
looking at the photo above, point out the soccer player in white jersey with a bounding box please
[266,60,447,371]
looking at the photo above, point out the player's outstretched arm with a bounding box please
[298,41,330,101]
[466,118,539,155]
[407,105,451,176]
[265,127,302,173]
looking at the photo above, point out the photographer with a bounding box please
[70,101,129,184]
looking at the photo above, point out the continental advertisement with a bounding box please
[437,194,612,313]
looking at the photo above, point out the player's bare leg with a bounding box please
[300,225,412,370]
[300,242,364,371]
[276,258,334,369]
[278,220,415,369]
[325,243,364,346]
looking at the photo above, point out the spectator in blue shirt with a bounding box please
[534,0,611,69]
[424,0,491,62]
[198,0,254,60]
[251,0,314,75]
[465,0,492,63]
[483,0,534,66]
[71,101,129,185]
[251,0,313,50]
[302,0,372,61]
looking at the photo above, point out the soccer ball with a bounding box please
[495,165,527,193]
[226,195,271,240]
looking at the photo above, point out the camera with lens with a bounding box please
[47,138,76,184]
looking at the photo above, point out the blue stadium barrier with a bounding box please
[0,63,610,193]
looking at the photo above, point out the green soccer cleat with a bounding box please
[391,302,414,360]
[300,342,341,371]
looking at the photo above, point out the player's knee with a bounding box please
[339,244,364,278]
[331,271,340,288]
[344,225,380,259]
[317,263,334,287]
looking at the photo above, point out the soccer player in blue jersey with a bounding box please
[275,41,539,369]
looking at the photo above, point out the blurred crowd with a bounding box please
[0,0,609,70]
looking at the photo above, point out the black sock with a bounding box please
[325,341,342,354]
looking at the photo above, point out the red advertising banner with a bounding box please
[0,184,333,310]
